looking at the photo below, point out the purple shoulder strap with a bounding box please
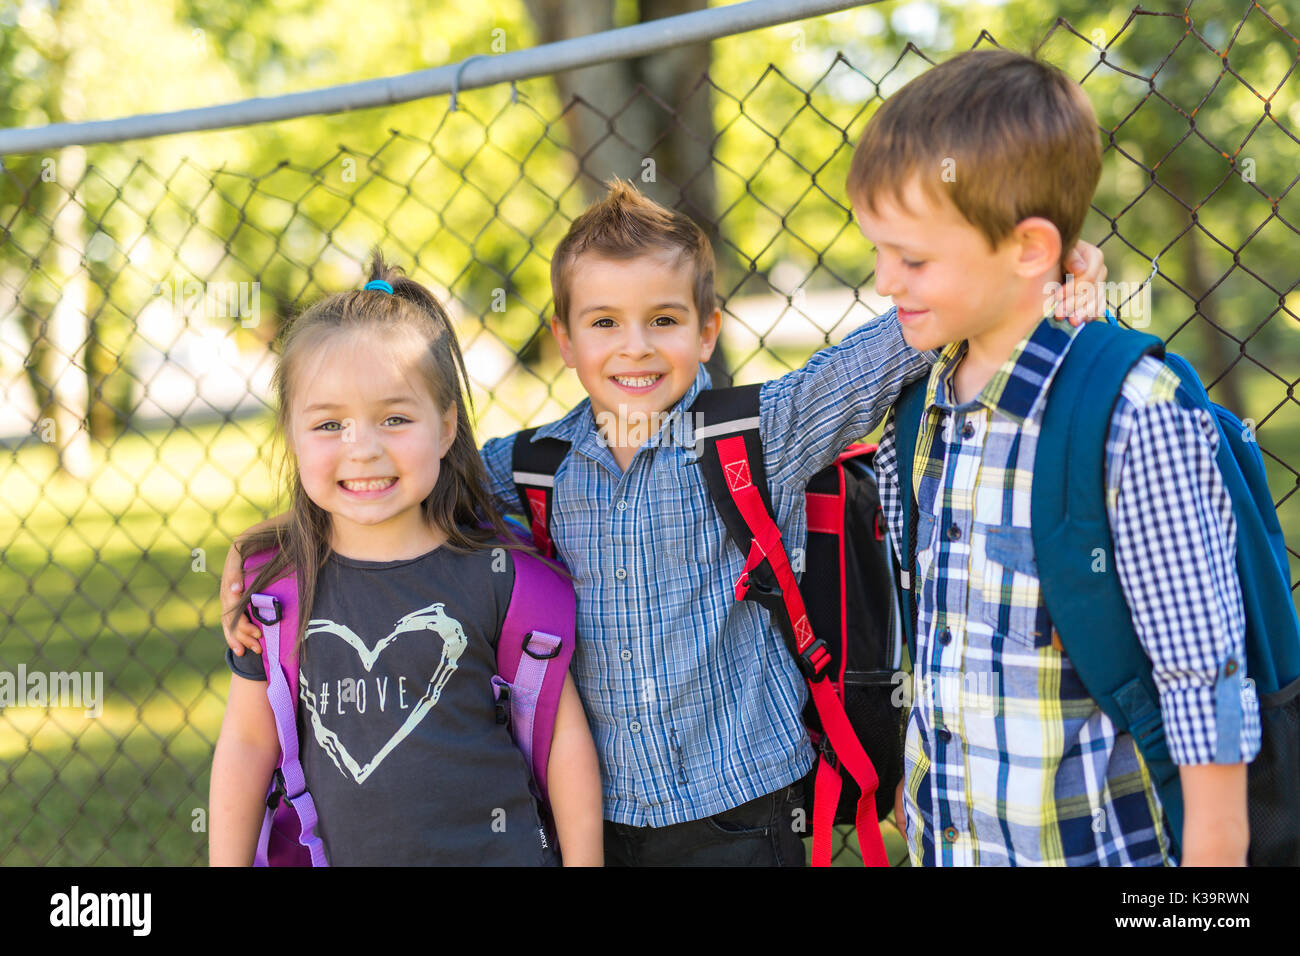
[243,548,328,867]
[495,548,577,806]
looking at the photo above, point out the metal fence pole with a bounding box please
[0,0,877,154]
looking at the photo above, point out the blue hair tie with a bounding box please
[364,279,394,295]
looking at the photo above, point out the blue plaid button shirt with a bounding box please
[481,312,931,826]
[874,315,1261,866]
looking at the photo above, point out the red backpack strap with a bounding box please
[495,547,577,807]
[690,387,889,867]
[511,428,571,558]
[242,548,327,867]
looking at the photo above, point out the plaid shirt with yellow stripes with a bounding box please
[874,315,1261,866]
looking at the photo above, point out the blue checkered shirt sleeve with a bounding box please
[1106,377,1261,766]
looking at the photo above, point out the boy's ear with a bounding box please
[698,307,723,362]
[549,315,577,369]
[1012,217,1063,278]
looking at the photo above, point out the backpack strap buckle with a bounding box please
[522,630,562,660]
[267,767,287,810]
[491,676,512,726]
[798,638,832,681]
[249,595,282,626]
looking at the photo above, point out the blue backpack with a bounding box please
[891,319,1300,865]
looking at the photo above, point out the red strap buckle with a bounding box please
[798,638,831,680]
[733,538,767,602]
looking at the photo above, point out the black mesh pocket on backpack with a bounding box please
[1246,674,1300,866]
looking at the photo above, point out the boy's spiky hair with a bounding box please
[550,179,716,326]
[847,49,1101,262]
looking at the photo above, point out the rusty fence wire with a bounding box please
[1,4,1297,865]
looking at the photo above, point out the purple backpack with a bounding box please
[242,544,577,867]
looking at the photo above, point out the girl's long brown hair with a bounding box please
[240,251,524,644]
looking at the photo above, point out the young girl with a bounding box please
[209,254,603,866]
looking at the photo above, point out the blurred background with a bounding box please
[1,0,1296,864]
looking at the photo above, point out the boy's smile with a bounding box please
[551,250,721,467]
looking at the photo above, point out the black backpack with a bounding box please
[690,384,904,865]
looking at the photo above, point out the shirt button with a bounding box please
[947,524,961,541]
[961,421,975,439]
[940,627,953,645]
[620,649,632,662]
[937,727,952,743]
[629,720,642,734]
[943,826,958,844]
[615,567,627,581]
[616,500,628,512]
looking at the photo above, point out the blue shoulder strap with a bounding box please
[891,378,928,665]
[1031,321,1185,852]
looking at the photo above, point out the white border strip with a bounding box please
[693,416,761,441]
[512,471,556,488]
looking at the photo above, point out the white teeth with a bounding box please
[341,478,396,491]
[613,374,661,388]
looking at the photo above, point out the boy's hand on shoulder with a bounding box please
[221,540,262,657]
[1055,240,1109,326]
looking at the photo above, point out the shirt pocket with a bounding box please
[976,524,1053,649]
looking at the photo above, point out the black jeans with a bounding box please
[603,784,807,867]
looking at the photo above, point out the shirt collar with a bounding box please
[530,363,715,450]
[926,313,1079,425]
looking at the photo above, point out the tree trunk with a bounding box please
[47,145,94,480]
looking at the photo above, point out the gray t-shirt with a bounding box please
[229,543,557,866]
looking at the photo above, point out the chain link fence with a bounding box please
[2,2,1296,865]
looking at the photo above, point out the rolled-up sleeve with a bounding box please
[1108,396,1261,765]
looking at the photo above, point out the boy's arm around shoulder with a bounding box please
[754,241,1111,490]
[1106,373,1259,865]
[480,433,525,515]
[760,309,933,490]
[221,514,288,655]
[546,672,604,866]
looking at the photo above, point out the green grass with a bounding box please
[2,416,274,865]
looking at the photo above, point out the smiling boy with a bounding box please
[549,244,720,472]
